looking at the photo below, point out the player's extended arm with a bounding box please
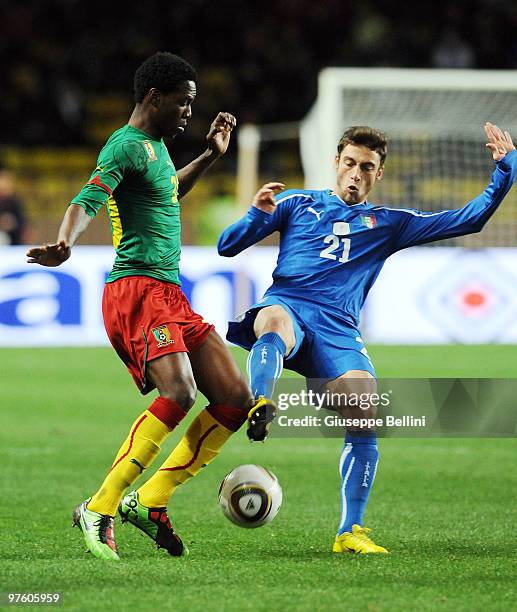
[26,204,92,266]
[177,112,236,198]
[217,182,285,256]
[393,123,517,251]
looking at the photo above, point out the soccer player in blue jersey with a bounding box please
[218,122,516,554]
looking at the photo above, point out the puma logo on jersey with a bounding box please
[307,207,324,221]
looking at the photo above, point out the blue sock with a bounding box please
[337,432,379,535]
[248,332,286,399]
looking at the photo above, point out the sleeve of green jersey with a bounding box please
[70,140,148,217]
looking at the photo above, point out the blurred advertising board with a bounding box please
[1,246,517,346]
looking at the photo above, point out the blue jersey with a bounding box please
[218,151,517,328]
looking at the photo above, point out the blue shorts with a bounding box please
[226,294,376,380]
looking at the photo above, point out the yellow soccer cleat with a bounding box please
[332,524,389,554]
[247,397,277,442]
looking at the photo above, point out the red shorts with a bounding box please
[102,276,214,394]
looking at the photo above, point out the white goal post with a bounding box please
[300,68,517,246]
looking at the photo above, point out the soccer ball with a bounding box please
[218,464,282,528]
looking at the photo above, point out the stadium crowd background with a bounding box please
[1,0,516,244]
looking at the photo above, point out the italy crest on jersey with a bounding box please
[360,214,377,229]
[152,324,174,347]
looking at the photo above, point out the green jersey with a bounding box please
[71,125,181,284]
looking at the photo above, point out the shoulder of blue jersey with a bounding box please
[371,205,450,218]
[274,188,325,206]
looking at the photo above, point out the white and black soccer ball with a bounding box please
[218,464,282,528]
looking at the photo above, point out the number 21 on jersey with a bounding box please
[320,222,351,263]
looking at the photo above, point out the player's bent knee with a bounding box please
[323,370,378,419]
[229,378,254,410]
[214,376,254,410]
[159,382,197,412]
[254,306,296,354]
[340,369,375,380]
[254,305,291,333]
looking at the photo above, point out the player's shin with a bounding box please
[87,397,186,516]
[137,404,247,508]
[337,431,379,535]
[248,332,286,399]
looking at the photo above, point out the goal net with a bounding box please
[300,68,517,246]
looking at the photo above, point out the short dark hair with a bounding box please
[134,52,197,103]
[337,126,388,165]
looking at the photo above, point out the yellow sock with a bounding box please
[138,408,236,508]
[88,410,172,516]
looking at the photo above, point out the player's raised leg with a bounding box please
[123,332,252,551]
[246,305,296,441]
[73,352,195,560]
[325,371,388,554]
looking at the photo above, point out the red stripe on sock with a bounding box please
[148,397,187,430]
[159,424,218,472]
[206,404,247,432]
[108,413,147,473]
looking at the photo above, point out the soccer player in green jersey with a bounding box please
[27,52,254,561]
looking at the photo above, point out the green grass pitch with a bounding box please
[1,345,516,611]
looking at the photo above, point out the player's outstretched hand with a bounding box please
[252,182,285,214]
[206,112,237,157]
[485,122,515,162]
[26,240,71,267]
